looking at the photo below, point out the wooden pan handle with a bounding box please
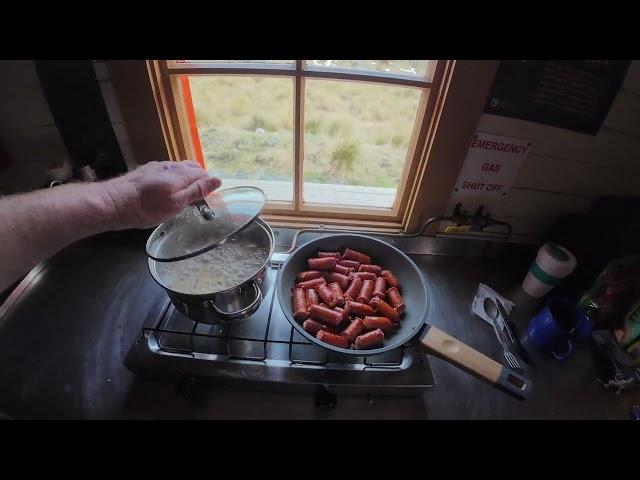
[421,326,532,400]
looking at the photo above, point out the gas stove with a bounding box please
[126,249,435,401]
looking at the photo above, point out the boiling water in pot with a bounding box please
[154,235,269,295]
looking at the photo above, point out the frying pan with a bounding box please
[277,234,532,400]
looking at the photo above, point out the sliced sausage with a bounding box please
[349,271,377,282]
[358,264,382,275]
[344,276,363,300]
[325,272,349,291]
[309,304,343,326]
[342,248,372,265]
[293,288,309,321]
[356,279,374,304]
[387,287,405,314]
[362,316,395,332]
[308,257,338,271]
[354,329,385,349]
[305,288,319,309]
[328,282,345,307]
[341,318,365,342]
[369,296,400,323]
[333,264,354,276]
[347,300,375,318]
[296,270,324,282]
[372,277,387,299]
[295,277,326,290]
[317,330,350,349]
[316,283,338,308]
[381,270,401,290]
[338,259,360,270]
[318,251,341,259]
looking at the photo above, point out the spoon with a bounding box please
[484,297,523,372]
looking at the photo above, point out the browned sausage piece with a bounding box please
[354,328,385,349]
[305,288,319,308]
[325,272,349,291]
[348,300,375,318]
[303,319,326,335]
[318,251,341,259]
[362,316,395,332]
[295,277,326,290]
[333,264,353,276]
[341,300,351,321]
[381,270,401,290]
[341,318,365,342]
[317,330,350,348]
[344,276,363,300]
[386,287,405,314]
[356,279,374,304]
[358,264,383,275]
[328,282,345,307]
[296,270,324,282]
[349,271,377,282]
[293,288,309,321]
[308,257,337,271]
[315,283,338,308]
[338,259,360,270]
[309,304,343,326]
[342,248,372,265]
[369,296,400,323]
[372,277,387,299]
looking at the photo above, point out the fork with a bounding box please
[489,318,522,371]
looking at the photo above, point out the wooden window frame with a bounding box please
[107,60,498,233]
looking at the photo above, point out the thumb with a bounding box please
[174,176,222,206]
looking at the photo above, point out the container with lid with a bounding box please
[522,242,577,298]
[146,186,275,324]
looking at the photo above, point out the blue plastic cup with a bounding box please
[527,297,592,360]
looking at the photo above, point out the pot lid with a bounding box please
[146,186,266,262]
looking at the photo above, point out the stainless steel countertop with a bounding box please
[0,229,637,419]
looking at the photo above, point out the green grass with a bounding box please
[189,67,422,189]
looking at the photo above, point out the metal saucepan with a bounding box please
[149,217,275,324]
[277,234,532,400]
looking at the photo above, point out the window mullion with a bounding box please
[294,62,304,211]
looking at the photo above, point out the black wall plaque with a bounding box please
[484,60,631,135]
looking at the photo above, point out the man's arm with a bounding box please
[0,160,221,293]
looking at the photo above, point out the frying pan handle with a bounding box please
[421,326,532,400]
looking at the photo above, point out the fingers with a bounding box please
[173,176,222,206]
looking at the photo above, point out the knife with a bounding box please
[495,298,533,366]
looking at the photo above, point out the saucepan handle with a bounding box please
[210,282,262,320]
[421,325,532,400]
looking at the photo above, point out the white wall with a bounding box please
[0,61,71,194]
[92,60,138,171]
[445,60,640,241]
[0,60,137,196]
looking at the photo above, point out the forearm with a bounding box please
[0,181,121,292]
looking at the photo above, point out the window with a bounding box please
[138,60,495,231]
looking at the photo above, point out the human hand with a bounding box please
[103,160,221,229]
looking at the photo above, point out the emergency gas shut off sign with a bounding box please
[454,133,531,196]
